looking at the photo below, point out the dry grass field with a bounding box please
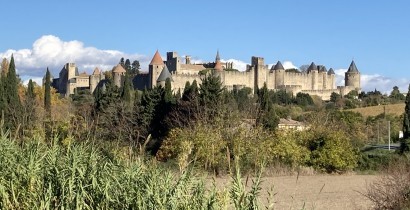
[215,174,377,210]
[348,103,405,117]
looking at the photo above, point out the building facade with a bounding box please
[50,50,361,100]
[145,50,361,100]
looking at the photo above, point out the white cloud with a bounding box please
[221,59,248,71]
[334,68,408,94]
[0,35,150,78]
[282,61,298,69]
[21,76,43,87]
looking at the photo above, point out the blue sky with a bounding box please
[0,0,409,92]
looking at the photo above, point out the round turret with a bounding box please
[273,61,285,88]
[112,64,126,87]
[345,61,361,90]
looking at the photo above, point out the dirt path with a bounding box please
[215,174,377,210]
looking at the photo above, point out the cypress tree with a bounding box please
[401,84,410,153]
[121,73,132,104]
[175,88,181,99]
[4,55,22,131]
[5,55,21,106]
[44,68,51,114]
[257,82,279,130]
[257,83,271,112]
[199,74,224,108]
[0,70,5,115]
[164,78,174,104]
[27,79,35,99]
[191,80,199,96]
[182,81,191,101]
[23,79,36,134]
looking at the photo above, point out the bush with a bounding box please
[157,124,228,173]
[366,157,410,209]
[304,129,358,173]
[357,148,398,171]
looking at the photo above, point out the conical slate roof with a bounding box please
[328,68,335,75]
[272,61,285,70]
[319,66,327,72]
[92,67,101,75]
[157,65,173,82]
[150,50,164,66]
[113,64,126,73]
[347,60,359,73]
[307,62,317,72]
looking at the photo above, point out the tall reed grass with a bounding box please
[0,133,268,209]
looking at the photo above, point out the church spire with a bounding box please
[215,50,220,62]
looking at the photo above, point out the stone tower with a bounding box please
[166,52,180,73]
[156,65,173,87]
[185,55,191,64]
[66,63,77,79]
[112,64,126,87]
[149,50,165,88]
[345,61,361,90]
[328,68,336,89]
[273,61,285,88]
[307,62,319,90]
[252,56,267,91]
[319,66,327,89]
[90,67,105,93]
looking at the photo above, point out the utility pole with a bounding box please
[378,122,380,144]
[388,121,391,151]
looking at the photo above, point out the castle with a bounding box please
[49,50,361,101]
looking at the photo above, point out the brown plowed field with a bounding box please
[215,174,377,210]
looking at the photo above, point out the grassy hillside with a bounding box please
[348,103,405,117]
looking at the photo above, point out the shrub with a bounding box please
[366,157,410,209]
[357,148,398,171]
[157,124,228,173]
[304,129,358,173]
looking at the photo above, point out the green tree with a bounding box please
[182,81,191,101]
[44,68,51,114]
[390,86,405,102]
[125,59,131,72]
[294,92,314,107]
[199,74,224,116]
[0,68,5,115]
[401,84,410,153]
[44,68,52,141]
[345,90,359,100]
[256,83,279,130]
[257,83,271,112]
[330,92,341,103]
[163,78,174,104]
[308,130,358,172]
[121,72,133,104]
[23,79,37,131]
[131,60,140,75]
[4,55,22,131]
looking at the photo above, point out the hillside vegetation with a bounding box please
[348,103,405,117]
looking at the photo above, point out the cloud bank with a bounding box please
[0,35,150,84]
[0,35,407,93]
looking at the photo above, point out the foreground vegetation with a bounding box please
[0,133,273,209]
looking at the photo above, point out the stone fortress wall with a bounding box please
[49,50,361,101]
